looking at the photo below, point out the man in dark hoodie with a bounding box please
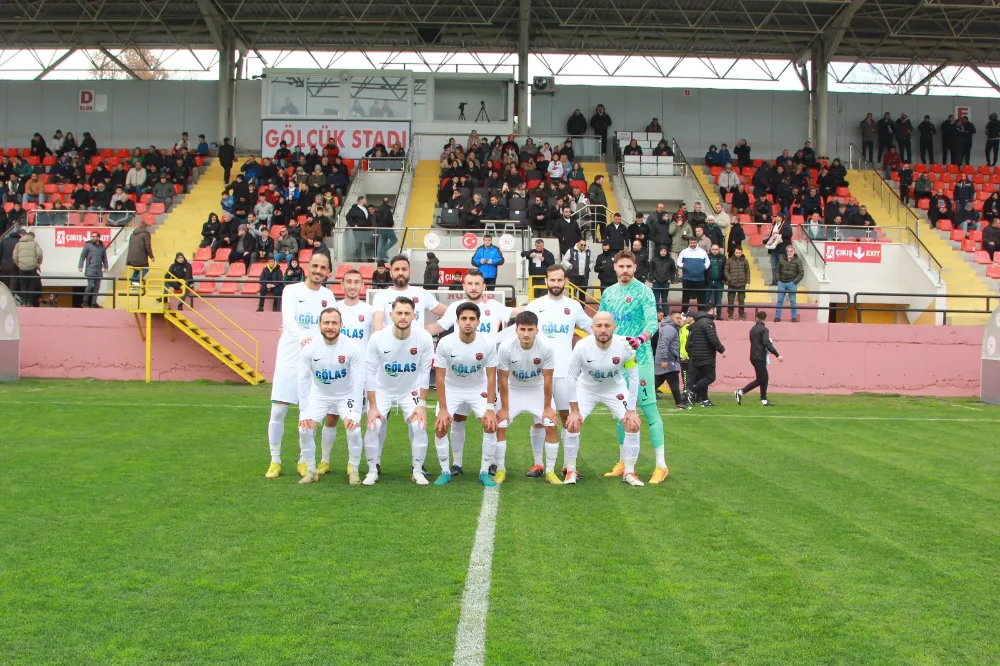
[735,310,783,407]
[593,240,617,292]
[685,309,726,407]
[566,109,588,137]
[590,104,613,154]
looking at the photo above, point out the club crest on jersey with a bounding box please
[625,296,632,303]
[411,390,418,396]
[563,307,570,315]
[410,347,418,355]
[321,300,328,307]
[639,379,646,386]
[612,357,620,365]
[338,355,346,363]
[480,392,488,398]
[358,314,365,322]
[533,357,541,365]
[485,309,490,316]
[475,352,484,361]
[616,393,625,400]
[413,297,419,304]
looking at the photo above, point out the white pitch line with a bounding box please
[453,486,500,666]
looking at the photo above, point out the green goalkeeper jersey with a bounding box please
[598,280,659,365]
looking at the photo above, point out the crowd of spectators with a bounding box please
[858,111,1000,167]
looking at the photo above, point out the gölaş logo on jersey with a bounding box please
[315,368,347,383]
[384,361,418,377]
[451,362,483,376]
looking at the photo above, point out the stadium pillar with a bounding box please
[810,43,829,159]
[517,0,530,132]
[217,34,234,145]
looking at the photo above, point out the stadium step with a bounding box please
[404,160,441,248]
[579,162,619,213]
[848,169,990,326]
[163,310,266,385]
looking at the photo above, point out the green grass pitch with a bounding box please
[1,379,999,665]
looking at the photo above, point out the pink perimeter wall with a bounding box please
[15,310,983,396]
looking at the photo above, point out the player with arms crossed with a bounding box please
[297,308,365,485]
[364,297,435,485]
[371,254,447,332]
[433,303,500,487]
[524,264,592,483]
[264,253,336,479]
[565,312,645,486]
[314,268,375,476]
[598,249,669,484]
[495,311,559,484]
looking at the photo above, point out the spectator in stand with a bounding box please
[273,226,298,264]
[703,215,725,255]
[860,113,877,162]
[704,145,720,166]
[13,231,43,306]
[257,255,283,312]
[77,231,108,308]
[126,221,154,285]
[151,174,175,208]
[688,202,708,231]
[522,238,555,291]
[882,145,901,180]
[846,204,876,239]
[552,207,582,256]
[254,193,274,229]
[766,213,793,285]
[940,115,956,165]
[917,115,936,164]
[30,133,51,157]
[71,182,90,209]
[706,244,726,318]
[653,140,673,157]
[895,113,913,163]
[174,132,191,153]
[678,236,710,312]
[645,118,663,133]
[590,104,613,154]
[898,163,914,205]
[280,258,303,286]
[726,214,746,256]
[195,134,210,157]
[913,172,933,203]
[983,192,1000,220]
[630,239,650,283]
[928,189,952,228]
[718,163,740,199]
[547,155,565,181]
[647,204,671,247]
[877,112,895,161]
[669,211,693,264]
[228,224,257,271]
[732,139,750,169]
[724,245,750,320]
[604,212,629,252]
[217,137,235,184]
[569,161,586,181]
[250,223,275,263]
[591,240,616,293]
[79,132,98,161]
[241,155,261,186]
[649,246,675,314]
[60,131,78,157]
[799,186,823,219]
[983,218,1000,260]
[164,252,194,310]
[986,113,1000,167]
[369,260,389,288]
[199,213,221,248]
[958,115,976,166]
[953,173,974,208]
[774,244,804,322]
[799,141,817,168]
[628,213,650,252]
[956,201,980,234]
[298,213,323,247]
[483,194,509,221]
[90,183,112,211]
[562,237,591,299]
[623,139,642,157]
[588,175,609,238]
[423,252,440,289]
[374,197,396,263]
[472,235,505,287]
[730,183,750,215]
[50,130,64,155]
[21,173,44,207]
[717,143,732,166]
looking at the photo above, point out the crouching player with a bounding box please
[364,297,435,486]
[495,311,559,484]
[297,308,365,485]
[565,312,645,486]
[433,303,499,487]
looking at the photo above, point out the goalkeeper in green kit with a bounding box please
[597,249,669,484]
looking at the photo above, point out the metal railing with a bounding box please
[418,132,603,159]
[846,142,924,237]
[398,227,531,253]
[796,229,829,280]
[853,292,996,323]
[23,208,138,228]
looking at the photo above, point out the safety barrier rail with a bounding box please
[853,292,996,323]
[846,142,924,237]
[418,132,603,159]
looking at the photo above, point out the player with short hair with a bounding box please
[370,254,447,331]
[264,253,336,479]
[315,268,375,476]
[297,308,365,485]
[524,264,593,483]
[598,249,669,484]
[433,303,500,487]
[495,311,558,484]
[364,297,435,485]
[565,312,645,486]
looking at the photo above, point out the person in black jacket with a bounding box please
[522,238,554,292]
[986,113,1000,167]
[257,255,283,312]
[218,137,235,184]
[685,310,726,407]
[165,252,194,310]
[567,109,588,137]
[735,310,783,407]
[593,241,617,292]
[200,213,221,248]
[603,212,629,252]
[590,104,612,155]
[918,115,936,164]
[877,112,895,161]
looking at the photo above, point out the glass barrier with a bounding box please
[363,157,406,172]
[25,209,137,228]
[418,133,603,159]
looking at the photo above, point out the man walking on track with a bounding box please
[736,311,783,407]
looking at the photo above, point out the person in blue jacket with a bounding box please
[471,234,505,287]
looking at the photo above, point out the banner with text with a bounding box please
[54,227,112,248]
[824,241,882,263]
[261,120,410,159]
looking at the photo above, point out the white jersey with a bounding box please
[366,327,434,396]
[371,286,440,330]
[275,282,337,367]
[497,336,554,388]
[438,298,512,339]
[434,333,498,391]
[525,295,593,377]
[567,335,638,409]
[336,299,374,348]
[300,335,365,402]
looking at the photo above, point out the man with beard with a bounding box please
[370,254,448,332]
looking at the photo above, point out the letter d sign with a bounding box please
[79,90,95,112]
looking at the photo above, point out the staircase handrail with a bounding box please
[846,142,924,237]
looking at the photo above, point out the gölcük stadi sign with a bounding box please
[261,120,410,159]
[823,241,882,263]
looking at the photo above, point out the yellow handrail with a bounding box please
[132,270,260,378]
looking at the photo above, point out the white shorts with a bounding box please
[271,363,302,405]
[301,395,361,425]
[499,385,555,428]
[577,388,630,421]
[373,390,422,422]
[442,386,493,419]
[552,376,573,411]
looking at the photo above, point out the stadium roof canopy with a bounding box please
[3,0,1000,66]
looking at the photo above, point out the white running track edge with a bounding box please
[453,486,500,666]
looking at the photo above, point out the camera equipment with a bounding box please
[476,101,490,123]
[458,102,467,121]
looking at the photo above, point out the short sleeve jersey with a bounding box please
[301,335,365,401]
[438,298,513,338]
[276,282,337,367]
[568,335,635,395]
[524,295,593,377]
[366,327,435,395]
[371,286,440,330]
[336,300,374,347]
[497,336,555,388]
[434,333,498,391]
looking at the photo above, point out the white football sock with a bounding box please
[363,429,380,472]
[409,422,428,471]
[494,438,508,471]
[623,432,640,475]
[434,435,451,471]
[544,438,559,474]
[268,403,289,463]
[298,426,317,474]
[563,431,580,472]
[655,446,666,469]
[451,420,466,467]
[530,427,545,466]
[346,428,363,468]
[480,431,497,474]
[376,419,387,464]
[321,426,338,464]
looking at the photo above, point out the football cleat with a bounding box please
[761,400,772,407]
[434,472,452,486]
[604,461,625,478]
[479,472,497,487]
[412,469,430,486]
[561,467,584,479]
[649,466,670,485]
[265,462,281,478]
[362,470,379,486]
[347,465,361,486]
[735,389,743,405]
[296,462,308,477]
[299,471,319,485]
[316,461,331,476]
[493,469,506,484]
[545,472,563,485]
[700,400,715,408]
[488,464,498,476]
[623,472,645,487]
[563,470,579,485]
[450,464,465,477]
[525,464,544,478]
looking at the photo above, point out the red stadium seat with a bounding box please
[214,248,231,262]
[248,263,265,278]
[44,184,58,195]
[915,163,928,173]
[987,264,1000,279]
[149,203,165,214]
[946,164,959,173]
[195,281,216,295]
[269,224,285,240]
[569,179,588,193]
[331,283,346,298]
[836,186,850,197]
[950,229,966,242]
[359,265,375,280]
[135,202,147,213]
[974,250,992,265]
[971,229,983,242]
[241,281,260,295]
[961,239,976,252]
[191,261,205,276]
[738,214,751,225]
[218,281,239,294]
[335,264,353,279]
[193,247,212,262]
[83,213,100,226]
[937,220,953,232]
[205,262,225,277]
[142,213,157,225]
[226,263,246,278]
[298,249,313,263]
